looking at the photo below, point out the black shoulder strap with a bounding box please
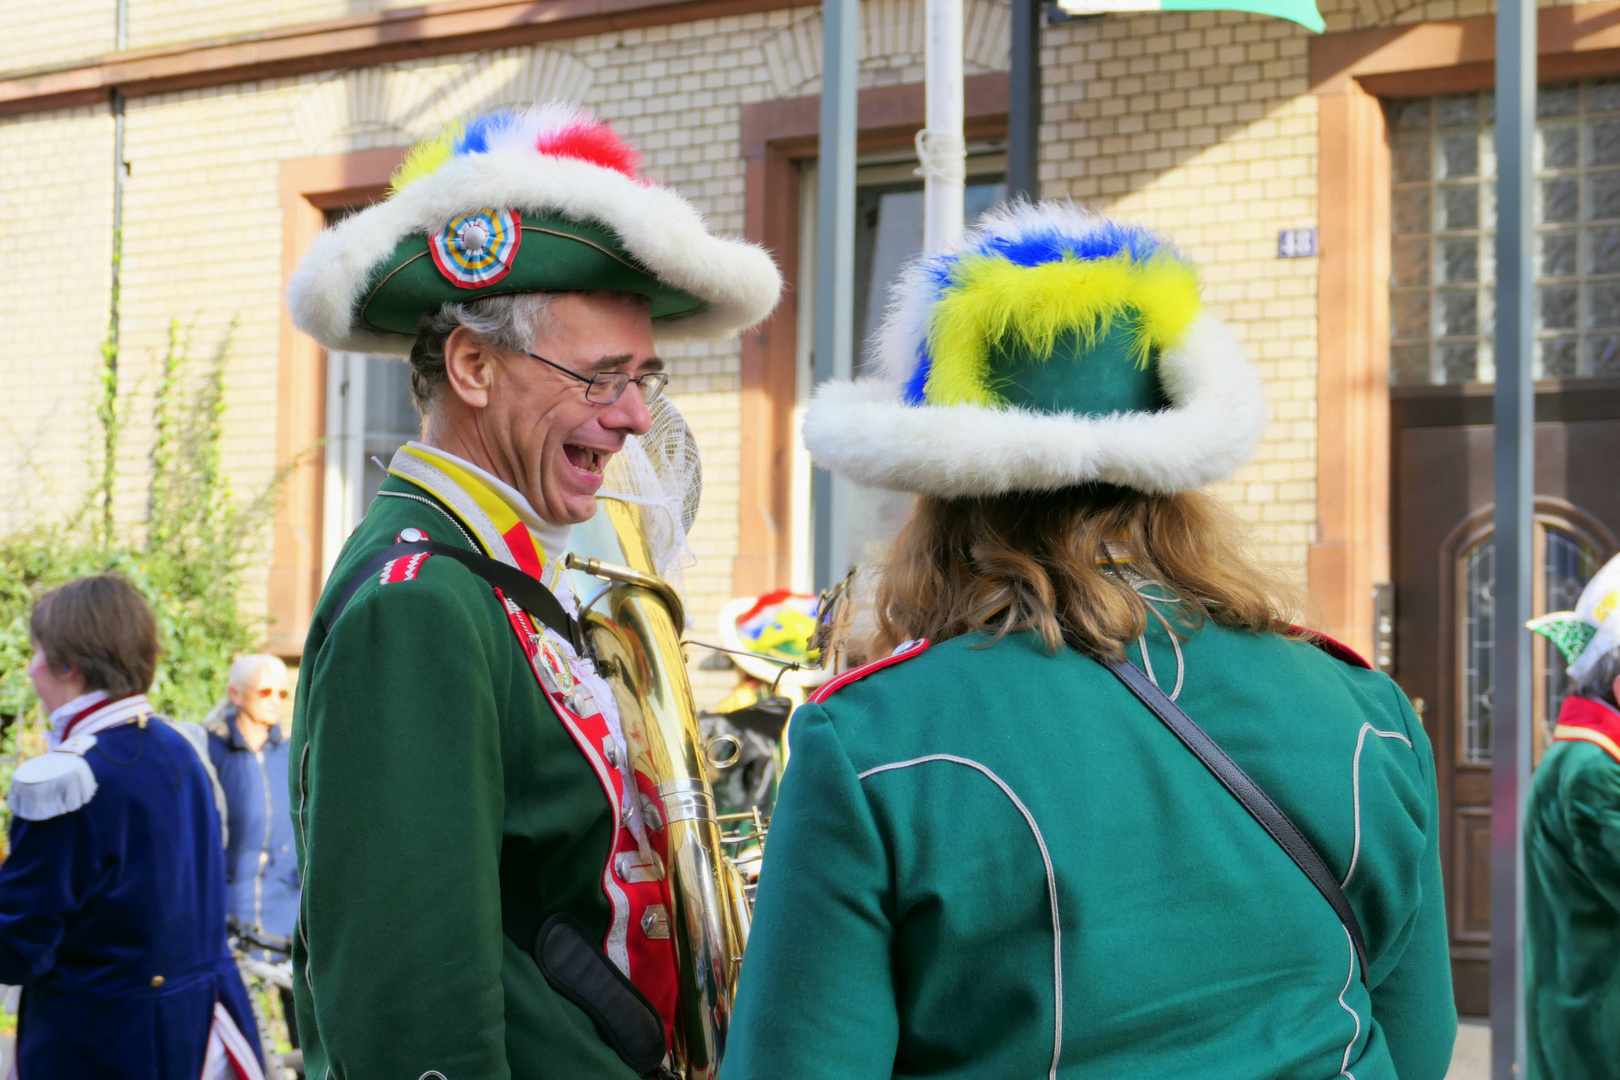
[330,540,586,655]
[1100,656,1371,986]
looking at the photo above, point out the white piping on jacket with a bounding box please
[1341,724,1413,890]
[856,754,1063,1080]
[1334,722,1411,1079]
[1335,927,1362,1080]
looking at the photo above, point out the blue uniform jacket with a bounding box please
[0,716,261,1078]
[207,709,299,944]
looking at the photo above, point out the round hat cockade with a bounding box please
[802,203,1268,497]
[288,102,782,353]
[1530,552,1620,683]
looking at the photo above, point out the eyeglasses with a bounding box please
[256,688,291,700]
[521,350,669,405]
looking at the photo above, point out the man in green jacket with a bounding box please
[1526,554,1620,1080]
[284,103,778,1080]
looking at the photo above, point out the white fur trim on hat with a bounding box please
[287,112,781,354]
[802,313,1267,497]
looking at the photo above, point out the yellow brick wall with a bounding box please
[126,0,424,51]
[0,0,116,73]
[1037,10,1318,578]
[0,105,115,531]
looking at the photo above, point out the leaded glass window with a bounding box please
[1456,525,1602,765]
[1541,528,1599,738]
[1390,81,1620,385]
[1461,539,1495,763]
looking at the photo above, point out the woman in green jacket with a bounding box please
[722,204,1456,1080]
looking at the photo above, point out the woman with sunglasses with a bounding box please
[206,656,300,991]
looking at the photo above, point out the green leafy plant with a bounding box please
[0,318,287,827]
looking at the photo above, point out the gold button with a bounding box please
[150,975,164,988]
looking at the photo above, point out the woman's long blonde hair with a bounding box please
[873,484,1300,658]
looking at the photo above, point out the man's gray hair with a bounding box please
[407,293,557,411]
[228,653,289,693]
[1574,647,1620,709]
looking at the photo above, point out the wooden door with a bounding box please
[1390,379,1620,1015]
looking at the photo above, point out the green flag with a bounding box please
[1054,0,1323,33]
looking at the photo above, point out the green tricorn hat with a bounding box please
[1529,551,1620,680]
[288,104,781,354]
[802,203,1267,497]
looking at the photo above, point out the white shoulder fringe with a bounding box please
[9,741,99,822]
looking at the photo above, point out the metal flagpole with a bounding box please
[811,0,859,589]
[1007,0,1041,201]
[1491,0,1535,1076]
[921,0,966,251]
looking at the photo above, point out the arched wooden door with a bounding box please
[1391,389,1620,1015]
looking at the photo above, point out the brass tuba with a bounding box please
[564,495,753,1080]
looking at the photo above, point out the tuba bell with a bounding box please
[562,404,755,1079]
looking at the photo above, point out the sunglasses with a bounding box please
[254,688,291,700]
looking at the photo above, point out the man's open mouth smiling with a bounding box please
[563,444,609,475]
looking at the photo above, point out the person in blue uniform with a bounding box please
[0,575,264,1080]
[207,652,300,1046]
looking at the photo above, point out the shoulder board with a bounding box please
[1287,624,1373,670]
[8,741,99,821]
[808,639,930,705]
[379,550,435,585]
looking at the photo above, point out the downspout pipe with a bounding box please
[108,0,128,375]
[1489,0,1535,1075]
[811,0,858,588]
[109,87,124,371]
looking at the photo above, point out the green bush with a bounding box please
[0,319,285,826]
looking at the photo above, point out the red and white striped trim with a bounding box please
[201,999,266,1080]
[808,638,930,705]
[379,552,433,585]
[61,694,153,742]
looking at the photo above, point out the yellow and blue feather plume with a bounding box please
[891,207,1201,407]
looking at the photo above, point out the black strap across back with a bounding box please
[329,539,587,656]
[1099,656,1372,986]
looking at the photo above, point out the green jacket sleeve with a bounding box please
[1563,757,1620,912]
[301,574,510,1079]
[722,704,899,1079]
[1366,681,1457,1080]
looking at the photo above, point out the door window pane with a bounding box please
[1390,82,1620,383]
[1457,525,1604,765]
[1462,539,1495,765]
[362,357,419,511]
[1542,529,1599,742]
[851,179,1006,375]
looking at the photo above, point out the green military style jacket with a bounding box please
[1524,695,1620,1080]
[725,620,1456,1080]
[290,457,655,1080]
